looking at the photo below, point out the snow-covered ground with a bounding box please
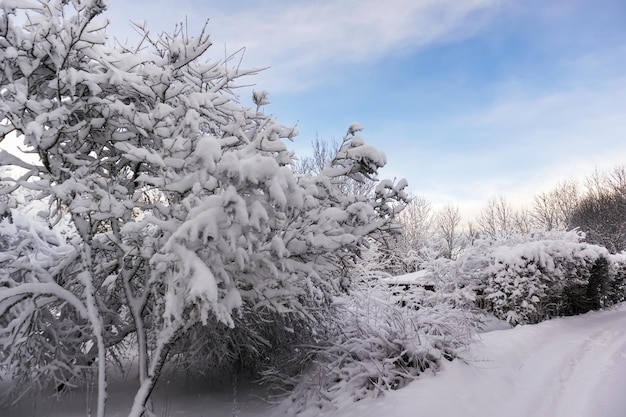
[3,305,626,417]
[335,304,626,417]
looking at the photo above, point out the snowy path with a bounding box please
[338,305,626,417]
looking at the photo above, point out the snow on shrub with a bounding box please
[607,253,626,304]
[0,210,87,399]
[483,239,608,324]
[423,231,623,326]
[270,282,475,416]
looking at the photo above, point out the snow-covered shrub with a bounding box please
[467,230,616,324]
[272,282,475,416]
[0,210,89,400]
[167,305,331,383]
[0,2,409,416]
[430,230,622,325]
[348,237,394,283]
[607,253,626,304]
[483,239,608,324]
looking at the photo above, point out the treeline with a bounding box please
[391,165,626,270]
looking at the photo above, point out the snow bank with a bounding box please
[320,304,626,417]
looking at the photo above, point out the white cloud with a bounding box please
[211,0,502,90]
[104,0,503,92]
[376,74,626,220]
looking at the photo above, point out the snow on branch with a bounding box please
[0,2,411,415]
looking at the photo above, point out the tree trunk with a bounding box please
[127,326,177,417]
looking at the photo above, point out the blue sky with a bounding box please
[104,0,626,220]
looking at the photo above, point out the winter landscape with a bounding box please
[2,1,626,417]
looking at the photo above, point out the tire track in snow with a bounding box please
[530,308,626,417]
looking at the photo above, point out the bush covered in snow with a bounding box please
[266,282,476,416]
[483,239,609,324]
[607,253,626,304]
[430,231,626,325]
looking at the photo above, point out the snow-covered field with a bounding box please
[3,305,626,417]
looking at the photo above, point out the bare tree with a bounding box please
[476,196,516,238]
[295,135,340,175]
[568,168,626,253]
[584,165,626,198]
[436,203,462,259]
[607,166,626,196]
[296,135,376,196]
[465,220,481,246]
[532,180,581,231]
[396,194,433,245]
[512,208,535,234]
[376,193,435,273]
[569,192,626,253]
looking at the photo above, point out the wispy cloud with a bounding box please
[105,0,504,92]
[388,75,626,217]
[210,0,503,90]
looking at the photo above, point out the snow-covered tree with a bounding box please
[296,135,378,210]
[0,2,408,416]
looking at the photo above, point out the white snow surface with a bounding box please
[3,305,626,416]
[379,269,434,286]
[334,304,626,417]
